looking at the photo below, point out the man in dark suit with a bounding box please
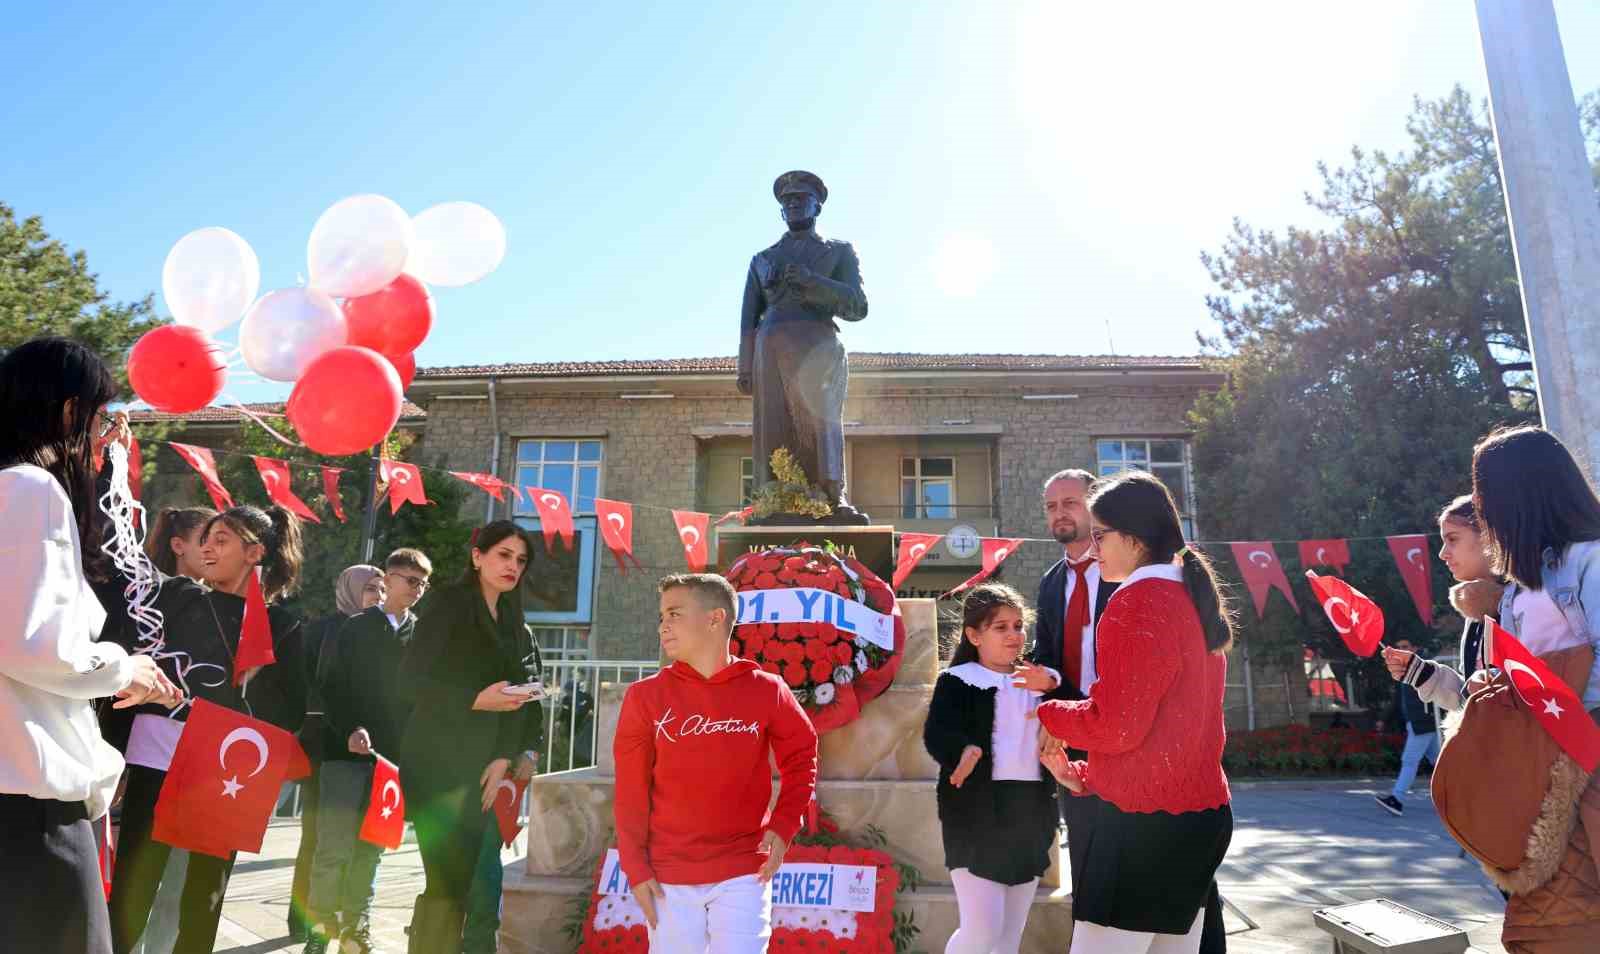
[1032,469,1112,702]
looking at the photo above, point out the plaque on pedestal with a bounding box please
[717,524,895,582]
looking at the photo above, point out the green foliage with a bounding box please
[750,447,832,520]
[0,202,163,384]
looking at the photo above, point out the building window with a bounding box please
[513,439,603,514]
[901,457,955,519]
[740,457,754,506]
[1096,439,1196,538]
[530,626,590,662]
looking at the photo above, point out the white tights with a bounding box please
[945,869,1037,954]
[1068,909,1205,954]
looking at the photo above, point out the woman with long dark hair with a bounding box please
[143,507,217,581]
[1035,471,1234,954]
[0,337,180,954]
[108,504,309,954]
[399,521,545,952]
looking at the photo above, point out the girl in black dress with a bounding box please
[924,583,1068,954]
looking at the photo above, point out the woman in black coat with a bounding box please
[399,521,544,953]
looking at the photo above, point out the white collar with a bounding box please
[1115,563,1184,589]
[944,661,1011,689]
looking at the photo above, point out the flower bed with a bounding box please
[1222,724,1410,777]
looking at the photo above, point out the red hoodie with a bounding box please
[613,658,818,886]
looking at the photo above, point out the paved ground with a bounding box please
[211,778,1507,952]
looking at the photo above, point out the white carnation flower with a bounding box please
[854,634,870,650]
[813,682,836,705]
[792,686,810,705]
[855,650,870,672]
[833,665,856,685]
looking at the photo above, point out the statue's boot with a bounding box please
[823,482,871,526]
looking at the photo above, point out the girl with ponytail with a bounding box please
[143,506,217,580]
[1035,471,1234,953]
[108,504,309,954]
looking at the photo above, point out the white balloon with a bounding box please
[406,202,507,287]
[162,227,261,333]
[307,194,414,298]
[239,288,348,382]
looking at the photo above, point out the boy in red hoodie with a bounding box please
[614,573,819,952]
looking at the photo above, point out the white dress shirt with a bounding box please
[0,464,135,819]
[946,661,1061,782]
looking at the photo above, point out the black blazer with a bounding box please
[398,582,544,806]
[1032,559,1083,702]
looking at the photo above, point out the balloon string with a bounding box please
[215,393,301,447]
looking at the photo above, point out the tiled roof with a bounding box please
[127,401,428,425]
[415,352,1210,379]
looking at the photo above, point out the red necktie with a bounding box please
[1062,558,1093,689]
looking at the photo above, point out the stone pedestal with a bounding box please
[501,598,1075,952]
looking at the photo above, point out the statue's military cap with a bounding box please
[772,170,828,204]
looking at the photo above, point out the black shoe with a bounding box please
[1375,794,1404,816]
[302,934,330,954]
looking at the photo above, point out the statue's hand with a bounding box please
[781,263,816,288]
[736,374,753,396]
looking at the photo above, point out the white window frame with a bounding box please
[1095,438,1198,538]
[512,438,605,515]
[512,438,604,625]
[740,456,754,507]
[900,456,957,520]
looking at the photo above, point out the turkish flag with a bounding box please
[169,442,234,511]
[251,457,320,524]
[672,510,711,572]
[492,777,528,847]
[1387,535,1435,627]
[527,487,577,553]
[893,532,943,589]
[451,471,520,503]
[1487,619,1600,772]
[235,567,275,685]
[595,497,642,572]
[1305,571,1385,657]
[715,506,755,526]
[380,459,428,515]
[1298,539,1351,575]
[358,755,407,850]
[322,467,347,522]
[151,700,310,859]
[946,537,1024,596]
[1229,542,1299,619]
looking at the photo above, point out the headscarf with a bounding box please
[335,564,384,616]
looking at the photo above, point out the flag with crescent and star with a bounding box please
[595,498,643,573]
[672,510,711,573]
[168,442,234,511]
[1297,539,1351,576]
[893,532,943,589]
[944,537,1024,597]
[1487,618,1600,771]
[1229,542,1299,619]
[527,487,577,553]
[322,466,347,522]
[358,755,407,849]
[450,470,521,504]
[493,776,529,847]
[1386,534,1435,626]
[151,699,310,858]
[1305,571,1385,656]
[380,458,429,515]
[251,456,321,524]
[235,567,275,685]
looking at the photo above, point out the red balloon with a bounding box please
[287,346,402,456]
[387,351,416,390]
[127,325,227,413]
[341,274,433,358]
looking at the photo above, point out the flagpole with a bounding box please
[361,445,381,564]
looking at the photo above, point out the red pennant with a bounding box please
[321,467,346,522]
[358,755,407,850]
[492,776,528,847]
[380,459,428,515]
[250,457,320,524]
[892,532,943,589]
[168,442,234,511]
[235,567,276,685]
[1297,539,1350,575]
[946,537,1024,596]
[1305,571,1385,657]
[1386,534,1434,627]
[715,506,755,526]
[98,812,114,900]
[151,699,310,859]
[527,487,576,553]
[451,471,521,503]
[1487,618,1600,771]
[672,510,711,573]
[595,498,643,573]
[1229,542,1299,618]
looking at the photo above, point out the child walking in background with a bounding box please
[924,583,1064,954]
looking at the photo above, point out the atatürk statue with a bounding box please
[738,171,869,524]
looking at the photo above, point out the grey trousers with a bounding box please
[308,761,384,926]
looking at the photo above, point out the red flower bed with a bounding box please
[1222,723,1408,776]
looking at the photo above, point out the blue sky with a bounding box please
[8,1,1600,403]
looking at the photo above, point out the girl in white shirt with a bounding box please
[0,337,180,954]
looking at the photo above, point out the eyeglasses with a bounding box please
[1089,529,1115,546]
[390,573,430,591]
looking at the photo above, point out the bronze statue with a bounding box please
[738,170,870,524]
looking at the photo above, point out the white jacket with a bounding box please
[0,464,134,819]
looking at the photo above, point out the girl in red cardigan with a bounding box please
[1035,471,1235,954]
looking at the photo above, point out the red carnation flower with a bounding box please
[782,663,808,688]
[762,660,781,676]
[754,572,778,589]
[831,643,852,665]
[730,638,744,657]
[805,640,830,662]
[819,626,841,644]
[744,632,767,656]
[809,659,833,683]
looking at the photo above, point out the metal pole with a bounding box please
[486,376,501,524]
[1475,0,1600,474]
[360,447,381,563]
[1241,635,1256,731]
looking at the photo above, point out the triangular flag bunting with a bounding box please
[1297,539,1351,575]
[672,510,711,573]
[380,459,428,515]
[715,506,755,526]
[322,467,347,522]
[1305,571,1385,657]
[1386,534,1435,626]
[945,537,1023,596]
[251,457,320,524]
[169,442,234,511]
[526,487,576,553]
[1229,542,1299,618]
[451,471,520,503]
[1487,618,1600,771]
[893,532,943,589]
[595,498,643,573]
[235,567,275,685]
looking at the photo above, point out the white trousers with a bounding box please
[648,874,772,954]
[1069,909,1205,954]
[946,869,1037,954]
